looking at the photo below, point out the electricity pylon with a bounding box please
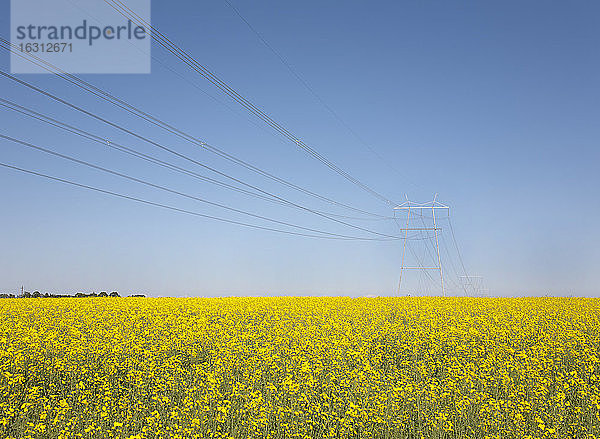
[460,275,484,296]
[394,195,448,296]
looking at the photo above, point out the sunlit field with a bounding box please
[1,297,599,439]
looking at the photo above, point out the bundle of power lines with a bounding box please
[0,0,475,295]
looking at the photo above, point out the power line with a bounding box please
[1,133,401,241]
[439,232,468,295]
[447,214,475,295]
[0,98,391,222]
[0,99,281,206]
[0,69,400,239]
[0,38,391,220]
[102,0,399,206]
[3,132,386,239]
[222,0,421,192]
[62,0,293,146]
[63,0,313,149]
[0,161,386,241]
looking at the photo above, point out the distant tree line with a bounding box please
[0,291,146,298]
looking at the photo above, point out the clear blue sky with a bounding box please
[1,1,598,296]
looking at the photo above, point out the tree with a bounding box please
[99,291,108,297]
[32,291,41,298]
[109,291,120,297]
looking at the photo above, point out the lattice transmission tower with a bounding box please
[460,276,487,296]
[394,195,449,296]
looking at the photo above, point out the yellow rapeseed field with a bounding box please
[1,297,599,439]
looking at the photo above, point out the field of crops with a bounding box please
[1,297,599,439]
